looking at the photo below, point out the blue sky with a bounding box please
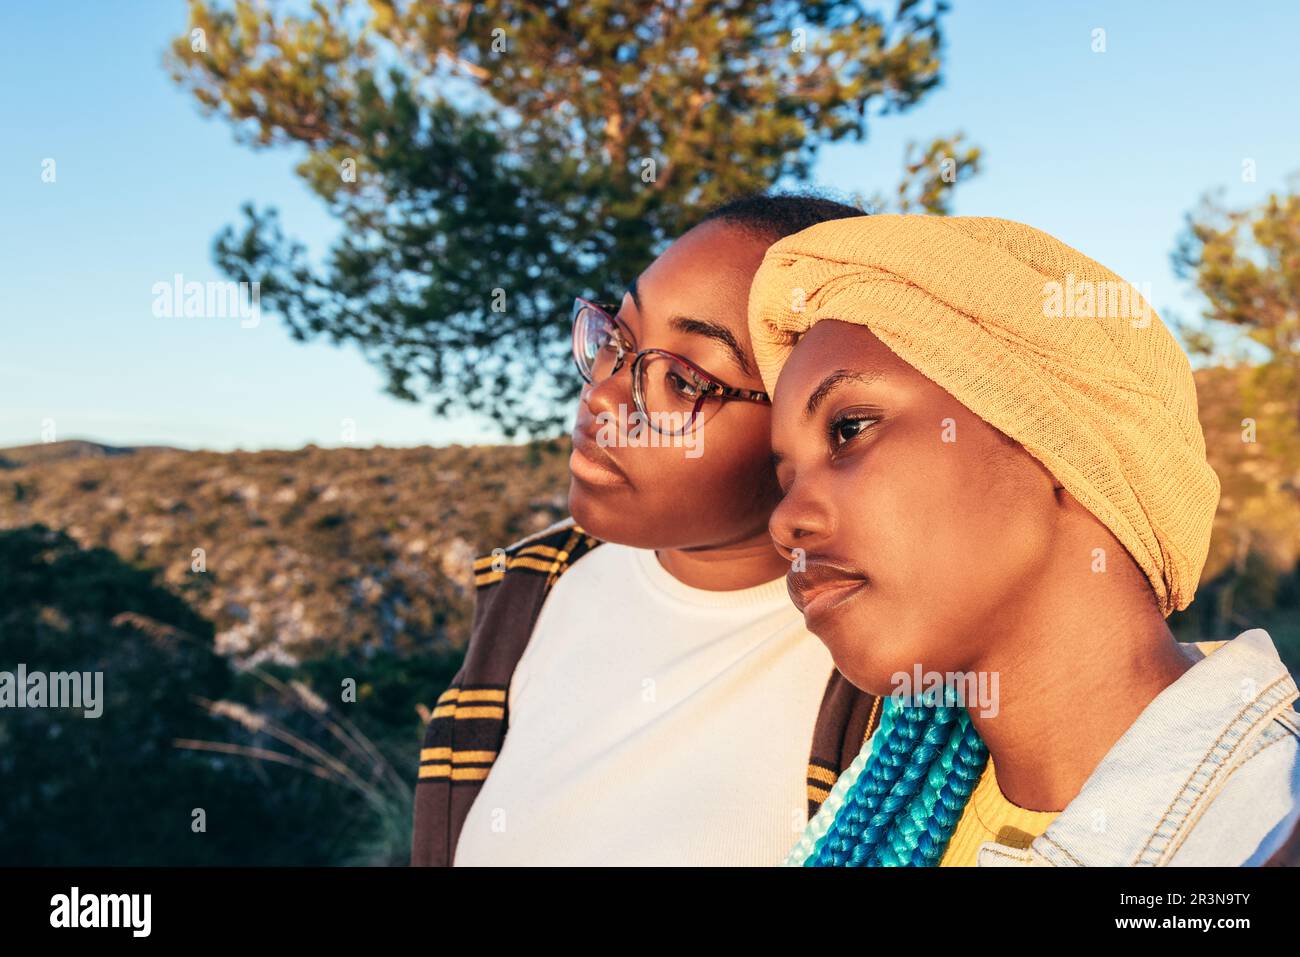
[2,1,1297,451]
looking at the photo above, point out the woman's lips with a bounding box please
[569,431,630,487]
[787,561,870,627]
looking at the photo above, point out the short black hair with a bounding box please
[694,191,867,242]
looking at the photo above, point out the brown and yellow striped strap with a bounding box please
[472,523,599,589]
[428,685,507,722]
[806,692,882,814]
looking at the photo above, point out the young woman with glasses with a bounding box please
[415,194,885,867]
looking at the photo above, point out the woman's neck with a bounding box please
[966,564,1196,813]
[655,527,791,591]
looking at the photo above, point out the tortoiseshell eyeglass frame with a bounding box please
[570,297,770,435]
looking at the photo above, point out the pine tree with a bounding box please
[169,0,977,435]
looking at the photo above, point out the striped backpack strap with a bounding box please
[805,672,882,818]
[470,517,596,591]
[410,518,602,866]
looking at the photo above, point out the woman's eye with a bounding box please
[667,370,702,399]
[829,414,877,450]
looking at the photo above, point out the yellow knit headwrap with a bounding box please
[748,214,1219,615]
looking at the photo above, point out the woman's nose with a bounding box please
[581,361,634,419]
[769,478,835,558]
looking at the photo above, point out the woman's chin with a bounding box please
[829,658,902,699]
[567,483,665,549]
[813,617,924,699]
[567,479,625,536]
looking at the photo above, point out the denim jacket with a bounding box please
[789,629,1300,867]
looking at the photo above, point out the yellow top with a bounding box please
[936,641,1226,866]
[938,758,1061,867]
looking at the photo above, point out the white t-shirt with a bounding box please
[453,542,834,866]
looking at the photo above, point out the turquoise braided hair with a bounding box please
[803,689,988,867]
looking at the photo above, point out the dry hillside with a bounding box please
[0,439,571,666]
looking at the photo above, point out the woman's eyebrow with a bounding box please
[668,316,753,375]
[804,369,883,418]
[624,274,751,375]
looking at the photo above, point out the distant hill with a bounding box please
[0,439,184,469]
[0,439,572,666]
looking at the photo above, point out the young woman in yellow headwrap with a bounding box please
[748,215,1300,866]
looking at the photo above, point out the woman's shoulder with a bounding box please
[1170,704,1300,865]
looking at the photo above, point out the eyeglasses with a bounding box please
[571,297,770,436]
